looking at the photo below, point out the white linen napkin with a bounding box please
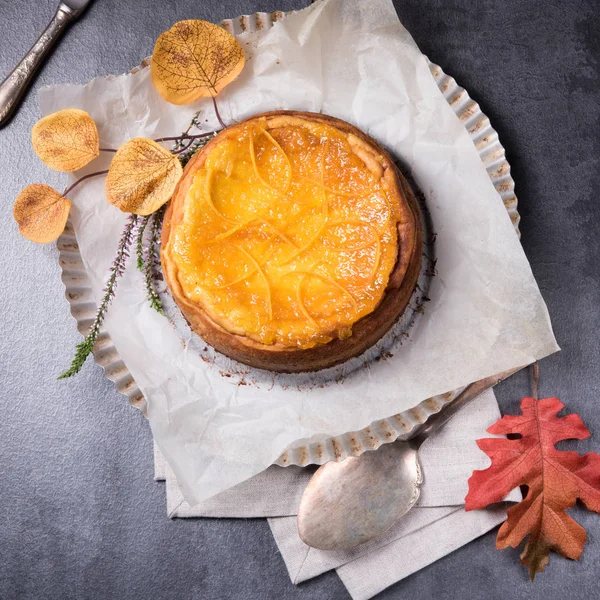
[154,388,520,599]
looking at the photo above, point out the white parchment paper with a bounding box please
[39,0,559,503]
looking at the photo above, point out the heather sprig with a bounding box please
[173,110,203,152]
[142,207,165,315]
[58,215,138,379]
[58,112,221,380]
[135,215,151,271]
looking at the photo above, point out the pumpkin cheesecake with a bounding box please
[161,111,422,372]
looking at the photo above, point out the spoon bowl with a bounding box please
[298,440,422,550]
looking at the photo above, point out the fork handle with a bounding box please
[0,3,78,127]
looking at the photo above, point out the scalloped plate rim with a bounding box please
[57,9,520,469]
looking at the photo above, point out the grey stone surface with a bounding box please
[0,0,598,598]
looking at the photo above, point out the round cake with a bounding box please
[161,111,422,372]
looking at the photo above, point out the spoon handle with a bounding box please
[410,364,527,448]
[0,3,77,127]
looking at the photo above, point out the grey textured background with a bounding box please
[0,0,598,598]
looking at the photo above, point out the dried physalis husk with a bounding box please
[105,138,183,215]
[31,109,99,172]
[14,184,71,244]
[151,19,245,105]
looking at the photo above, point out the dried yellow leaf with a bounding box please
[151,19,245,105]
[31,109,99,172]
[14,184,71,244]
[105,138,183,215]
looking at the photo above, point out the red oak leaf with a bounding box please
[465,396,600,579]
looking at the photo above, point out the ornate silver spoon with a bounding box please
[0,1,91,127]
[297,366,524,550]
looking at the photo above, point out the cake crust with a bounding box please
[161,111,422,373]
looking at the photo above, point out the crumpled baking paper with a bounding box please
[39,0,559,503]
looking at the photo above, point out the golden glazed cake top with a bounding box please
[169,115,401,349]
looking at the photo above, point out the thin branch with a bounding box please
[172,138,197,155]
[532,362,539,400]
[153,132,216,144]
[99,148,118,153]
[62,170,108,197]
[176,134,215,168]
[212,95,227,129]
